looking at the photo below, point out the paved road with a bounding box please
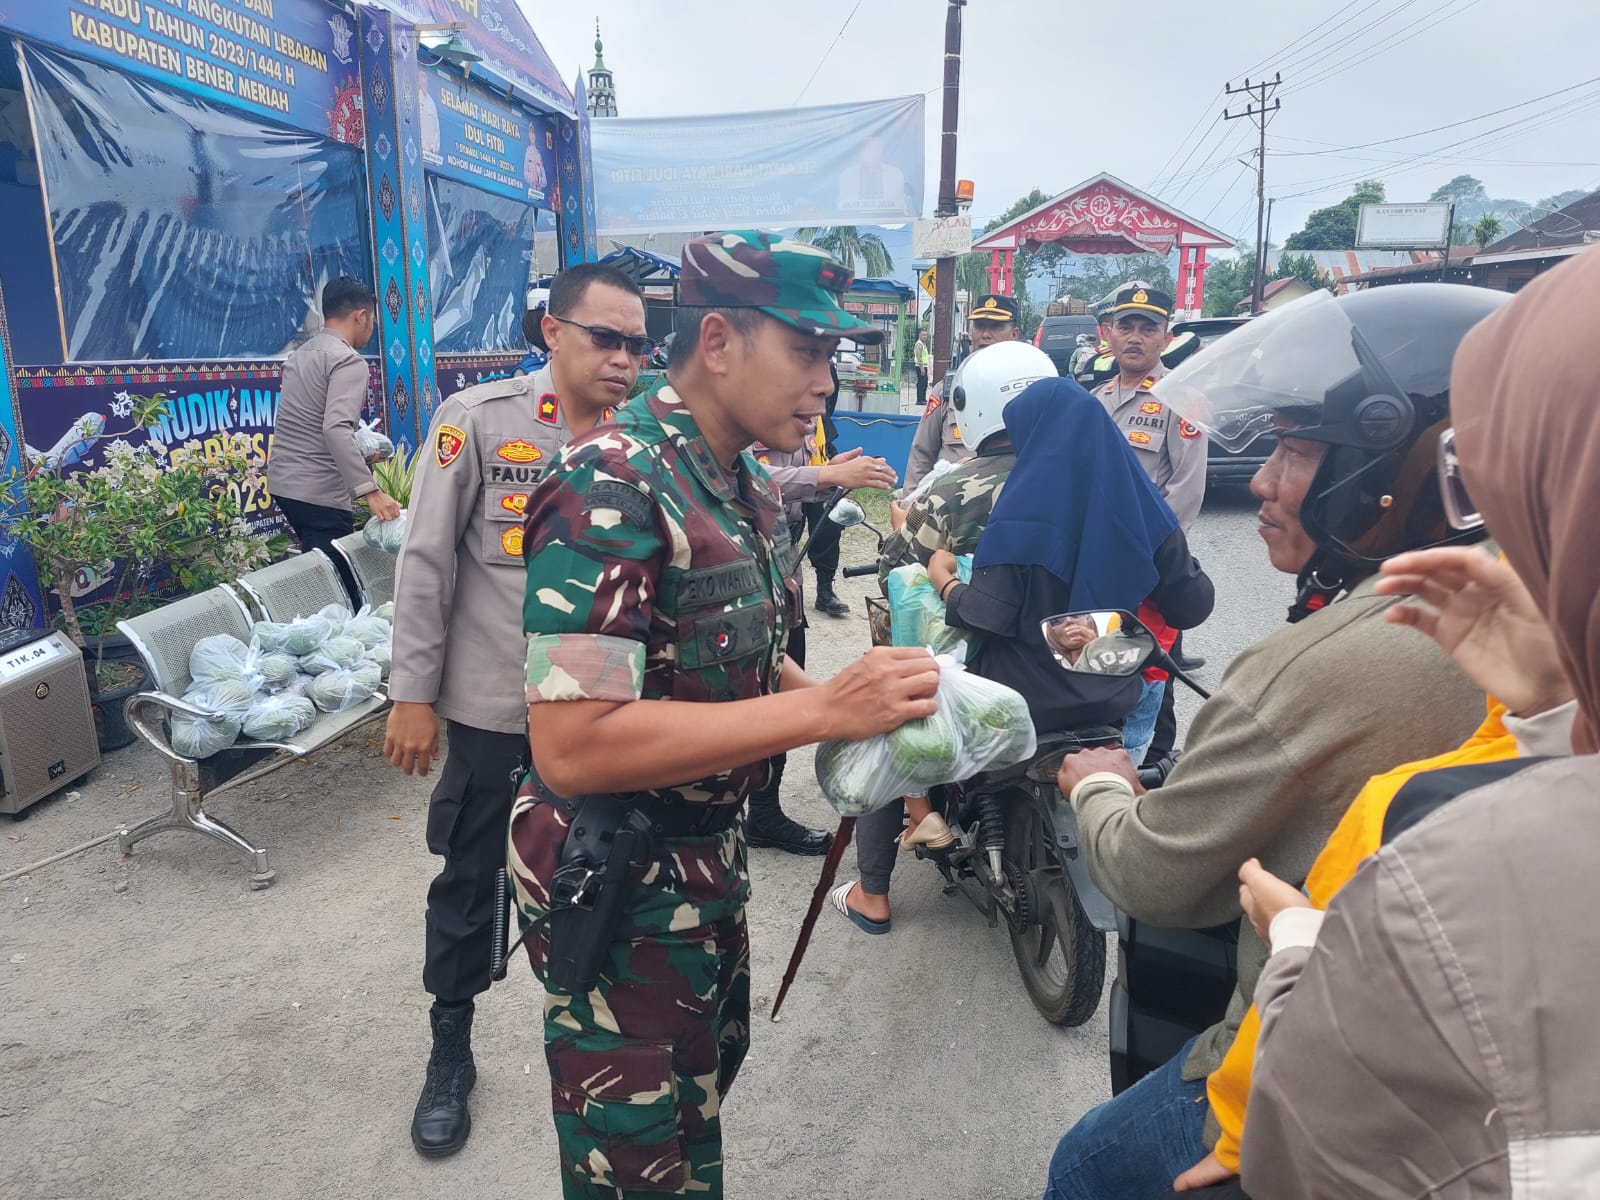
[0,484,1285,1200]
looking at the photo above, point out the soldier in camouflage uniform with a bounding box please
[901,293,1024,491]
[837,341,1059,933]
[510,231,941,1198]
[385,262,650,1159]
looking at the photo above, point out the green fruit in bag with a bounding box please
[887,703,961,783]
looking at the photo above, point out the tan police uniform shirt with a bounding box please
[388,366,579,734]
[1093,363,1208,531]
[267,330,376,509]
[903,379,965,489]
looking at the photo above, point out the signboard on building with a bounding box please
[591,96,925,235]
[420,66,557,205]
[2,0,363,140]
[1356,203,1454,249]
[913,216,972,259]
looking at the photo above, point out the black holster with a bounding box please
[544,794,656,994]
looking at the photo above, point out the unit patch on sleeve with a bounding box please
[582,480,653,529]
[436,423,467,468]
[1179,419,1203,440]
[497,438,543,464]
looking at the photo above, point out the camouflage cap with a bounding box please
[679,231,885,345]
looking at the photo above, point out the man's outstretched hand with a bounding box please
[816,647,940,740]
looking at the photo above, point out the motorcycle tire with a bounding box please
[1005,790,1106,1027]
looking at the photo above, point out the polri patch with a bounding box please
[501,526,524,557]
[1140,400,1163,415]
[497,438,542,464]
[583,480,653,529]
[537,394,560,425]
[436,423,467,468]
[501,492,530,516]
[1179,419,1202,441]
[1128,431,1152,446]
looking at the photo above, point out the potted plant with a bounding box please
[5,394,286,749]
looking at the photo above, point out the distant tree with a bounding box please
[1054,253,1176,308]
[1472,213,1505,248]
[794,226,894,277]
[1429,174,1489,206]
[1285,180,1386,251]
[1203,249,1257,316]
[1535,187,1591,213]
[1276,252,1335,293]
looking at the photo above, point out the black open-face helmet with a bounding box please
[1154,285,1507,572]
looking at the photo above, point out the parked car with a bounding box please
[1168,316,1273,487]
[1035,313,1100,375]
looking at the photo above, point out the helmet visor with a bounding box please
[1151,291,1392,454]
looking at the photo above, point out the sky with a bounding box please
[524,0,1599,256]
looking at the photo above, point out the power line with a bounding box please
[1145,91,1224,189]
[1225,74,1284,313]
[1285,0,1485,95]
[1233,1,1352,80]
[1272,0,1422,77]
[792,0,865,105]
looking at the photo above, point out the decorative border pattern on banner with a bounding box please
[0,278,46,631]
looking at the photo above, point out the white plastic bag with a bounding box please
[342,605,390,648]
[241,693,317,741]
[252,649,299,689]
[354,418,394,463]
[886,559,974,656]
[373,601,394,622]
[170,712,242,759]
[284,672,317,699]
[276,614,335,656]
[363,510,407,555]
[299,635,365,675]
[317,603,354,627]
[897,457,958,508]
[310,666,379,713]
[189,634,251,684]
[181,677,257,721]
[364,640,392,678]
[814,654,1036,816]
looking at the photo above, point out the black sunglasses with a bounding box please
[550,314,655,357]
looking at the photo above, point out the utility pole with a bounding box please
[931,0,966,388]
[1225,73,1281,315]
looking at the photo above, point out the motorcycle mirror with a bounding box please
[1040,610,1157,677]
[828,497,867,528]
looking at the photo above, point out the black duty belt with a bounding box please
[540,791,742,839]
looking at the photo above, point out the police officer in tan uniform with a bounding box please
[901,293,1022,491]
[382,262,649,1160]
[1091,284,1207,532]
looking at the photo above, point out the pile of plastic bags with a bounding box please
[168,603,395,759]
[814,652,1035,817]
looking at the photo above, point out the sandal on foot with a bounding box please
[830,881,890,935]
[899,812,956,853]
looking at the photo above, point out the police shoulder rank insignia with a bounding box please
[436,423,467,469]
[1138,376,1158,391]
[1140,400,1163,415]
[501,492,530,516]
[497,438,542,464]
[1179,419,1202,440]
[1129,431,1153,446]
[536,394,560,425]
[500,526,524,557]
[950,423,962,442]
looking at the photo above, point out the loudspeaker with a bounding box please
[0,632,102,815]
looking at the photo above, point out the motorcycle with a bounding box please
[832,503,1211,1027]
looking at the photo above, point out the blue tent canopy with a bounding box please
[598,246,681,283]
[848,277,914,300]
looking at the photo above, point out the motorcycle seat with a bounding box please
[972,726,1123,787]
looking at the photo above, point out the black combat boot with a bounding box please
[813,579,851,618]
[746,761,832,856]
[411,999,477,1157]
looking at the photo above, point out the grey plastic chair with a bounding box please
[330,531,396,610]
[116,564,390,888]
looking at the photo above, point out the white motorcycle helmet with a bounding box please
[948,341,1058,453]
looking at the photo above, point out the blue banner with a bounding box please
[419,65,555,206]
[0,0,362,139]
[590,96,926,235]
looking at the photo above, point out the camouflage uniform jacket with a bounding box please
[1092,363,1208,532]
[877,450,1017,592]
[521,382,795,807]
[389,365,580,734]
[903,377,965,489]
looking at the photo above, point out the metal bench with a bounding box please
[330,531,396,610]
[117,554,390,888]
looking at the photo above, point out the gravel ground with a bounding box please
[0,483,1288,1200]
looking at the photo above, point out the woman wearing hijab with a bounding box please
[926,378,1214,754]
[1234,246,1600,1199]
